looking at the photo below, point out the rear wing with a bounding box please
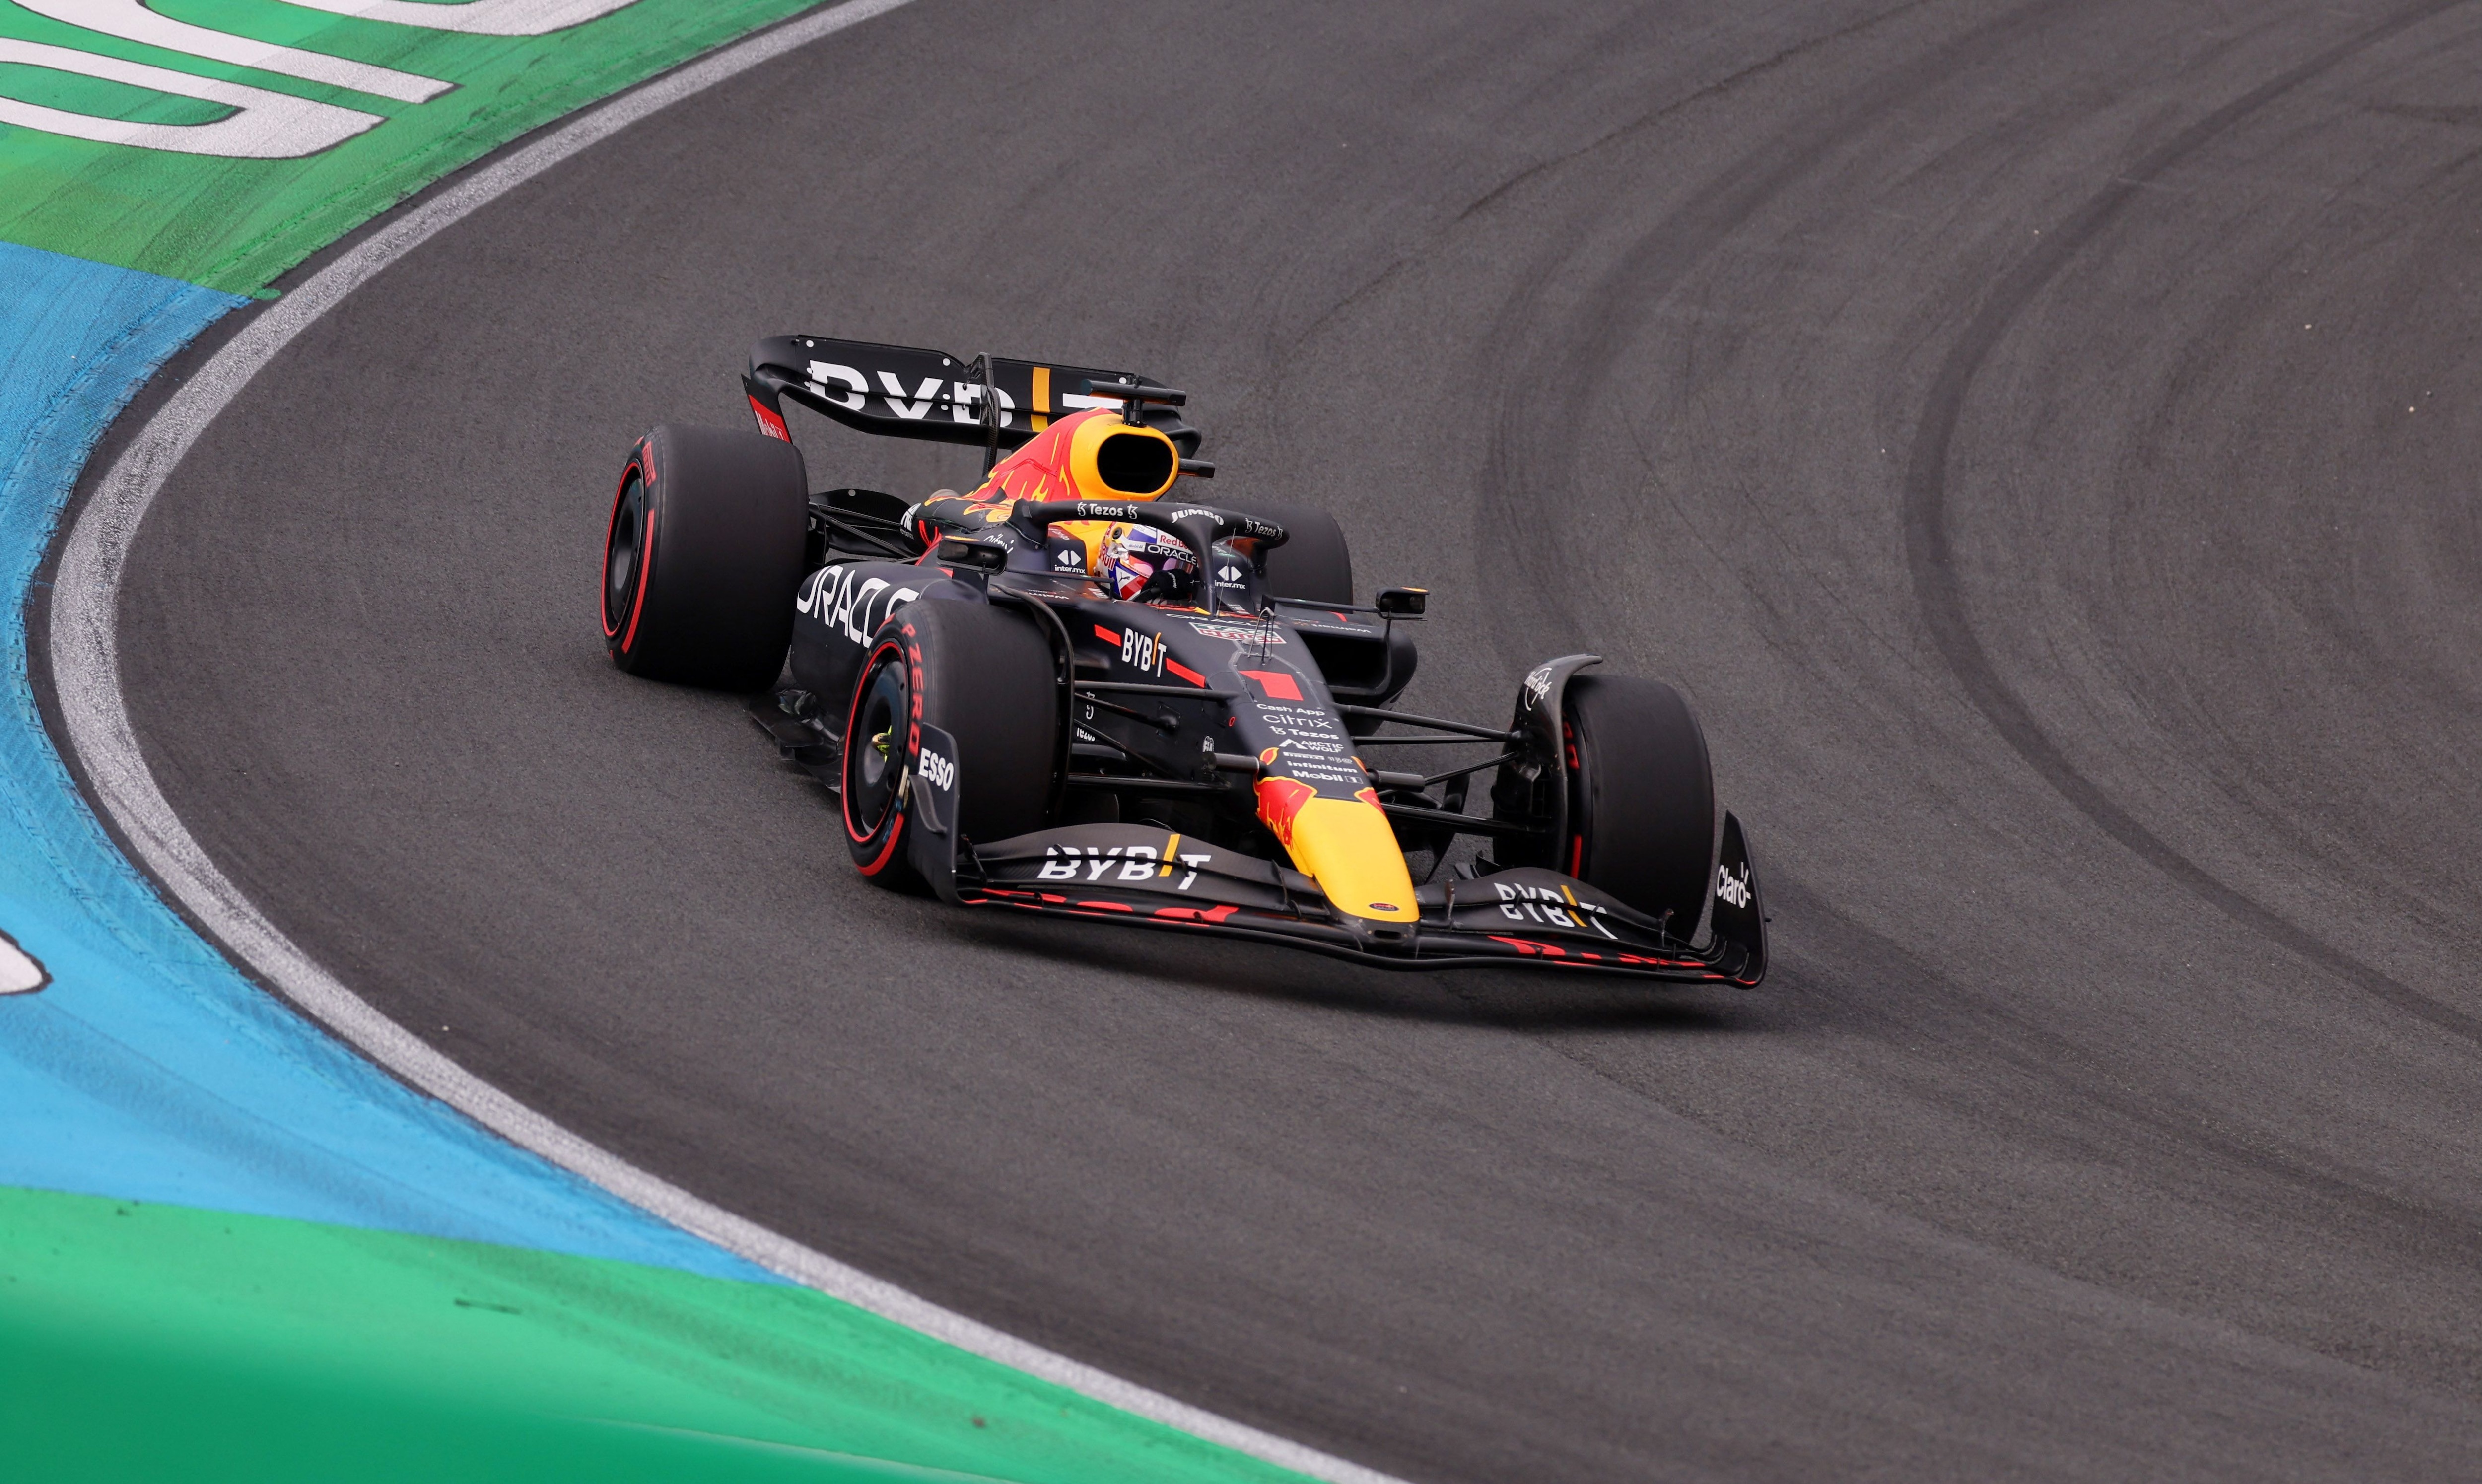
[742,335,1200,464]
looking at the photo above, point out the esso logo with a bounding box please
[917,747,956,792]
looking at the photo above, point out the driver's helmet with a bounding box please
[1097,522,1198,603]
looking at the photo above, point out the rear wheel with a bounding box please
[1563,675,1716,933]
[601,423,807,689]
[842,599,1060,889]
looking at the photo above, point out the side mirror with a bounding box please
[1376,587,1428,617]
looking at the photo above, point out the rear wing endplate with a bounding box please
[743,335,1199,459]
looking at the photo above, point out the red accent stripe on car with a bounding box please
[1489,935,1568,957]
[1165,658,1207,687]
[748,395,791,441]
[1094,624,1121,645]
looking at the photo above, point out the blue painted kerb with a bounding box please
[0,239,772,1280]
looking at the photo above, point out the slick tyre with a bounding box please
[602,423,807,689]
[1563,675,1716,934]
[1221,500,1352,604]
[842,599,1060,890]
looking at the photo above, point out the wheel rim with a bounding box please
[844,646,910,841]
[602,470,644,638]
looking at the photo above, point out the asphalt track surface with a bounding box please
[65,1,2482,1478]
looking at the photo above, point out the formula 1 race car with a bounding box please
[598,337,1765,984]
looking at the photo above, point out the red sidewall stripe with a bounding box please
[600,456,642,640]
[843,638,911,876]
[618,482,656,655]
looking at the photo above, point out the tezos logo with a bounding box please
[1716,862,1752,910]
[916,747,956,792]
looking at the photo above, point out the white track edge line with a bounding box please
[46,6,1406,1481]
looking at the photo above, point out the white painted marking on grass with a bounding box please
[279,0,643,37]
[0,932,48,994]
[48,4,1406,1481]
[0,38,383,158]
[20,0,454,104]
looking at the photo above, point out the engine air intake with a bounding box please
[1095,429,1176,496]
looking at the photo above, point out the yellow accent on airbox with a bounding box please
[1068,416,1179,501]
[1282,797,1419,923]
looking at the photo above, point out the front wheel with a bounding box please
[841,599,1060,890]
[1563,675,1716,933]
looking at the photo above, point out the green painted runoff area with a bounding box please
[0,1185,1305,1484]
[0,0,814,292]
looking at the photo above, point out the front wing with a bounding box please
[904,725,1766,985]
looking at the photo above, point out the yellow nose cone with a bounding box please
[1279,794,1418,923]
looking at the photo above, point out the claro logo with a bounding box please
[1716,861,1753,911]
[0,0,644,159]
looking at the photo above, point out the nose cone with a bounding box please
[1257,780,1419,923]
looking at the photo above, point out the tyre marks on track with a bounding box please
[1897,0,2482,1047]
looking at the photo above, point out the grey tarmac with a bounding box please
[71,1,2482,1479]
